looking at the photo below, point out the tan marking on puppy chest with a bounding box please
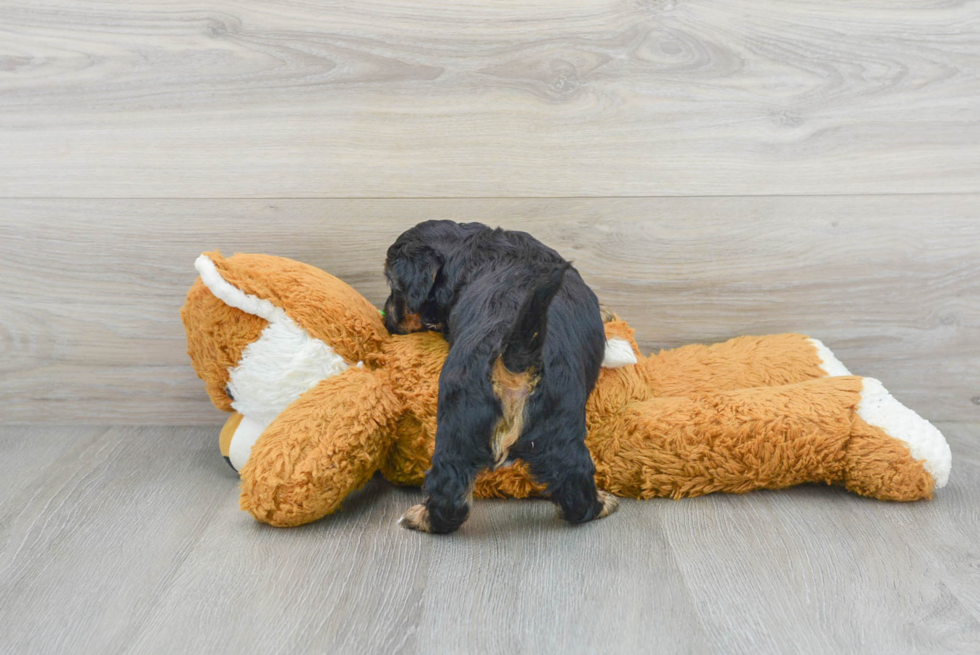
[490,357,540,469]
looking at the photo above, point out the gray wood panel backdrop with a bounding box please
[1,0,978,425]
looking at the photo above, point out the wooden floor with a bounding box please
[0,423,978,654]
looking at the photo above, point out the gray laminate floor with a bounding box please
[1,424,978,654]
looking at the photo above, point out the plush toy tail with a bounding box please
[500,263,570,374]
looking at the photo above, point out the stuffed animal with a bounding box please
[181,251,951,528]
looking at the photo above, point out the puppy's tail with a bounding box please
[500,263,570,374]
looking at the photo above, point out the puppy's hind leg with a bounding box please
[521,429,618,525]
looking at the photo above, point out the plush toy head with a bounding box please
[182,252,392,467]
[183,251,951,528]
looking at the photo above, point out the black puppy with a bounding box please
[384,220,618,534]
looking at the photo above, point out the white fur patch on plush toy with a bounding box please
[603,338,638,368]
[858,378,952,488]
[227,319,350,426]
[808,338,851,376]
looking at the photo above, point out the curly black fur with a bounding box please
[384,220,610,534]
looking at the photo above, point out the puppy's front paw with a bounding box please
[398,503,433,533]
[596,491,620,519]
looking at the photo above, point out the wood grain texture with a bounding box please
[0,426,238,654]
[2,196,977,424]
[1,0,978,197]
[0,424,977,654]
[0,196,980,424]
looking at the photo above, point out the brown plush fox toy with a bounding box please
[181,251,951,528]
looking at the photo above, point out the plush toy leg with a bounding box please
[589,376,947,501]
[239,367,401,527]
[642,333,850,397]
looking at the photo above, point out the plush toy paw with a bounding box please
[398,503,433,533]
[858,378,951,488]
[808,338,852,376]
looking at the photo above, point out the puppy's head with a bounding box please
[383,220,480,334]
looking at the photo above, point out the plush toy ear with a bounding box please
[431,264,455,311]
[196,250,388,365]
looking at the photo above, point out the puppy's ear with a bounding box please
[387,242,444,313]
[431,260,456,309]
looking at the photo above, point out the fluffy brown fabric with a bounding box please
[182,252,938,528]
[181,278,267,411]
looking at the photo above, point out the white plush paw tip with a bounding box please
[858,378,952,488]
[808,338,851,376]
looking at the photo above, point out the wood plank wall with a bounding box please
[1,0,977,424]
